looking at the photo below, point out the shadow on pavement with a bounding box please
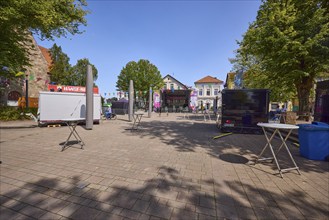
[1,165,328,219]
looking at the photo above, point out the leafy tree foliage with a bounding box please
[49,45,98,86]
[235,0,329,112]
[116,59,164,100]
[0,0,88,77]
[49,44,72,85]
[70,58,98,86]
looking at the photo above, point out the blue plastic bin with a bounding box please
[298,122,329,161]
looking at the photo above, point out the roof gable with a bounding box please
[194,75,223,84]
[38,46,52,69]
[163,74,188,89]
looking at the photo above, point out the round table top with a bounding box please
[257,122,299,129]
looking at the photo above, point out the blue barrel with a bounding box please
[298,122,329,161]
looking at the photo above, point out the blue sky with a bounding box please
[34,0,261,97]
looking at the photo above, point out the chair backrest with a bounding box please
[286,111,297,125]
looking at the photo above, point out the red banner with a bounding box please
[48,85,99,94]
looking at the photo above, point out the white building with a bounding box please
[162,74,188,90]
[194,76,223,110]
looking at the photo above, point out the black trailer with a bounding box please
[220,89,270,133]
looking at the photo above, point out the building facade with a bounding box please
[194,76,223,110]
[157,74,190,112]
[0,35,51,107]
[162,74,188,91]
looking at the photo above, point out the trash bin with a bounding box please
[298,122,329,161]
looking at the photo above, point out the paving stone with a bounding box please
[146,202,173,219]
[132,199,151,213]
[120,208,141,219]
[69,206,102,220]
[216,204,238,219]
[1,116,328,220]
[37,197,70,213]
[19,205,47,218]
[171,208,198,220]
[0,206,22,219]
[94,211,124,220]
[39,211,63,220]
[56,203,81,217]
[235,206,257,219]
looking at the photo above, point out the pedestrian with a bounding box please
[281,104,287,112]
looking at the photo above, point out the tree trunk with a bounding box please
[295,76,313,120]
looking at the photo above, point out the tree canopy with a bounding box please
[234,0,329,112]
[49,45,98,86]
[116,59,164,100]
[70,58,98,86]
[49,44,71,85]
[0,0,88,77]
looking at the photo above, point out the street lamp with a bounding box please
[25,73,29,108]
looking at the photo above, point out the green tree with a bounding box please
[0,0,88,77]
[70,58,98,86]
[236,0,329,112]
[116,59,164,100]
[49,44,72,85]
[229,52,295,102]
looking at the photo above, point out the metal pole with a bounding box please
[148,86,152,118]
[86,65,93,130]
[25,75,29,108]
[128,80,134,121]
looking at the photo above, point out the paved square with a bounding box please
[1,113,328,219]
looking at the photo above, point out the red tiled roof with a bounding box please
[38,46,52,69]
[194,75,223,84]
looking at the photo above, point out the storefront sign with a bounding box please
[48,85,99,94]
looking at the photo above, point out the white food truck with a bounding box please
[38,91,101,126]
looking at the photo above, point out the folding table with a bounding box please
[61,119,85,151]
[256,122,301,178]
[131,113,144,131]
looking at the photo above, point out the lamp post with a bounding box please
[25,73,29,108]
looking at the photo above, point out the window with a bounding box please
[206,89,210,96]
[199,89,203,96]
[170,84,174,89]
[8,91,21,101]
[214,89,219,96]
[178,86,181,90]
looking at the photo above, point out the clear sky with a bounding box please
[34,0,261,97]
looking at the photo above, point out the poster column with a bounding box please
[148,87,152,118]
[128,80,134,122]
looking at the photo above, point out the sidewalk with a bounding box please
[0,120,38,129]
[1,113,328,219]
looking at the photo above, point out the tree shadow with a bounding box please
[1,165,328,219]
[126,119,328,175]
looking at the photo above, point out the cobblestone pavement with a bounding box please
[1,113,328,220]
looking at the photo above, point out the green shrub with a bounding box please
[0,107,38,121]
